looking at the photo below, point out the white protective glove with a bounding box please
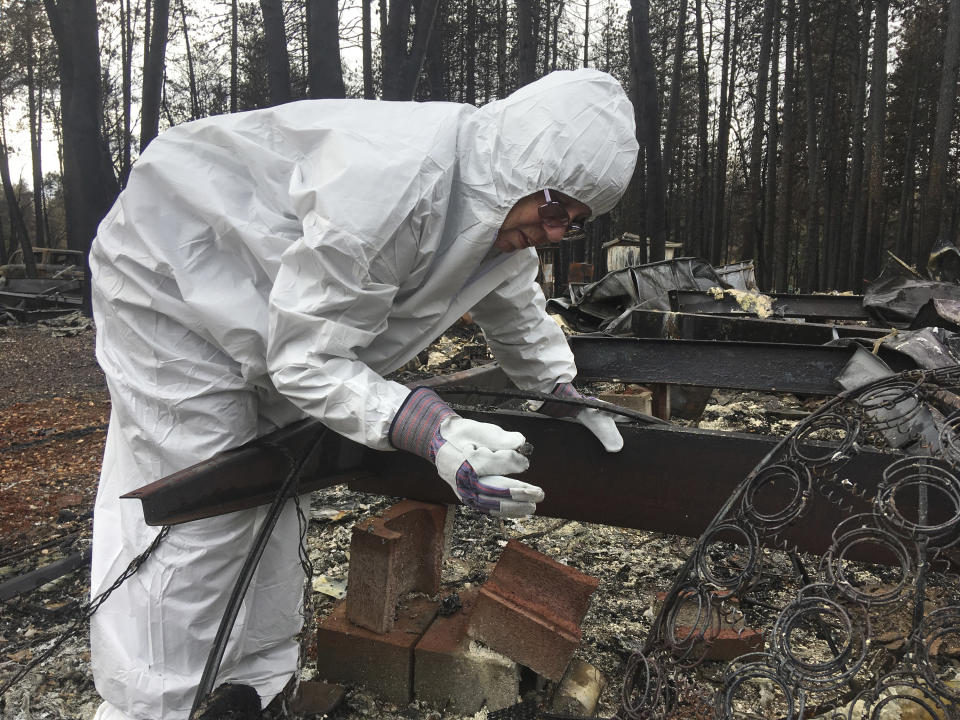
[539,382,624,452]
[390,387,545,516]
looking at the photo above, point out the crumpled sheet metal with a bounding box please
[547,257,728,334]
[864,275,960,328]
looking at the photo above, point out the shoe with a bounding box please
[262,678,347,719]
[261,676,298,719]
[192,683,262,720]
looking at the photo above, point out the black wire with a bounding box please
[0,526,170,699]
[188,427,328,718]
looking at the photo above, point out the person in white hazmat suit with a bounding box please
[88,67,639,719]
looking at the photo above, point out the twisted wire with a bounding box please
[846,671,955,720]
[619,651,670,719]
[876,456,960,547]
[739,462,813,536]
[660,585,721,668]
[715,653,804,720]
[915,605,960,703]
[0,525,171,699]
[938,410,960,467]
[769,587,869,694]
[631,366,960,720]
[788,413,860,473]
[822,514,918,606]
[854,379,924,432]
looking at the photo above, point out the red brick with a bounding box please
[414,590,519,714]
[345,500,451,633]
[467,540,599,681]
[288,681,345,715]
[315,596,438,705]
[654,591,764,661]
[676,625,764,660]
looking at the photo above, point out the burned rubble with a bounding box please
[2,255,960,720]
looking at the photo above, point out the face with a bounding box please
[494,189,592,253]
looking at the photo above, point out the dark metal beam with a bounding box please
[670,290,870,322]
[122,408,901,561]
[354,410,898,560]
[626,309,889,344]
[569,336,913,395]
[0,290,82,310]
[121,419,369,526]
[0,549,91,602]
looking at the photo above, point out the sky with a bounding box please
[4,103,50,185]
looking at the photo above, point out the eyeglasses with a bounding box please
[538,189,589,233]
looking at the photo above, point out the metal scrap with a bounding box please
[625,367,960,719]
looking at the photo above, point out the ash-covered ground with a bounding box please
[2,316,957,720]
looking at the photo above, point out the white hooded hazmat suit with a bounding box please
[88,68,638,719]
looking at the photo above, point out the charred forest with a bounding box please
[0,0,958,296]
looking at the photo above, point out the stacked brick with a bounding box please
[314,501,600,714]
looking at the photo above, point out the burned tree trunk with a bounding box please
[179,0,200,117]
[0,140,37,277]
[761,0,781,288]
[516,0,536,87]
[844,0,871,289]
[773,0,796,292]
[710,0,738,266]
[140,0,170,151]
[362,0,374,98]
[630,0,666,262]
[424,0,447,100]
[694,0,709,259]
[663,0,687,188]
[260,0,292,105]
[23,25,46,248]
[897,65,922,263]
[43,0,119,313]
[862,0,888,284]
[922,0,960,259]
[306,0,346,98]
[381,0,441,100]
[231,0,239,112]
[497,0,507,95]
[799,0,821,293]
[744,0,775,270]
[820,0,847,290]
[118,0,133,184]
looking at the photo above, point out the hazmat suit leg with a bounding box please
[89,296,307,719]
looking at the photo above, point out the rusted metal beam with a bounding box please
[626,309,889,344]
[670,290,870,322]
[353,409,897,560]
[120,419,369,526]
[123,407,901,561]
[568,336,913,395]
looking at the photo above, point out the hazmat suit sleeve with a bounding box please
[469,250,576,392]
[266,209,411,451]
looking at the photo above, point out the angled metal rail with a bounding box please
[568,335,914,395]
[669,289,870,322]
[625,308,889,344]
[123,408,900,561]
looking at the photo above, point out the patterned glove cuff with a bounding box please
[539,382,584,419]
[389,387,458,460]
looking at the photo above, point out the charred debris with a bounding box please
[4,247,960,719]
